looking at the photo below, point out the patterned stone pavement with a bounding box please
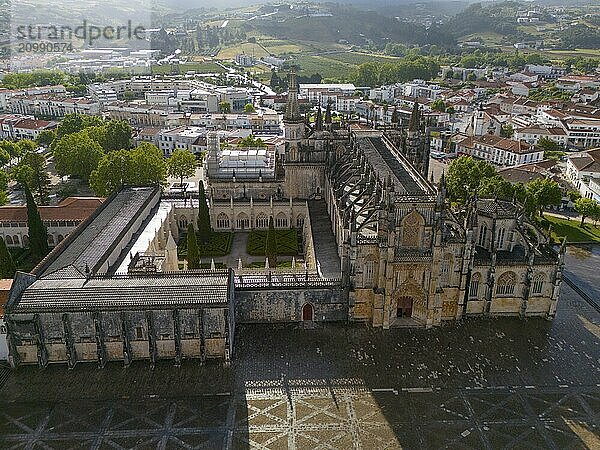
[0,245,599,449]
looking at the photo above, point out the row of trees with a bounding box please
[352,56,440,86]
[446,156,563,217]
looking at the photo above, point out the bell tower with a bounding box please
[284,70,304,160]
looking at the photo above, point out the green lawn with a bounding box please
[246,229,299,256]
[178,232,233,257]
[246,260,294,269]
[541,215,600,243]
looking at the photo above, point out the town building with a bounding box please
[0,197,104,249]
[456,135,544,166]
[566,148,600,202]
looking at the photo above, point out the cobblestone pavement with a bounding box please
[0,245,599,449]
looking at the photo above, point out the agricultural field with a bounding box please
[289,55,353,80]
[150,62,226,75]
[217,42,270,60]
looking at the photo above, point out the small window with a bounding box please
[532,274,544,295]
[135,326,144,339]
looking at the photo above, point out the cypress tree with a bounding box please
[197,182,212,244]
[186,223,200,269]
[25,186,49,261]
[0,236,16,279]
[265,216,277,268]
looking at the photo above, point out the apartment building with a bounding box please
[457,135,544,167]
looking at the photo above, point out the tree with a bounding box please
[0,171,8,206]
[478,175,514,200]
[0,236,16,279]
[167,149,197,186]
[90,144,167,196]
[574,198,599,227]
[219,101,231,113]
[431,99,447,112]
[526,178,562,216]
[103,120,133,152]
[56,113,103,139]
[197,182,212,244]
[90,150,132,197]
[14,152,51,205]
[186,223,200,269]
[537,137,565,161]
[129,144,167,187]
[0,141,21,161]
[36,129,56,148]
[265,216,277,268]
[237,135,266,148]
[53,131,105,181]
[446,156,496,204]
[244,103,256,113]
[25,186,49,261]
[500,124,514,138]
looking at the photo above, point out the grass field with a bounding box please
[543,49,600,58]
[292,55,355,79]
[541,216,600,243]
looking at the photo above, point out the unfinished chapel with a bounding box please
[3,73,564,368]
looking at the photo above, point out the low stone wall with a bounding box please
[235,288,347,323]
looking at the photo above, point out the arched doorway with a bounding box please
[396,296,413,318]
[302,303,314,321]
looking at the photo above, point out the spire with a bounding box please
[284,70,301,122]
[408,101,420,133]
[325,102,332,124]
[315,104,323,131]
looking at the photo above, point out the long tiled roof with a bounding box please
[14,272,231,312]
[360,136,427,196]
[36,187,159,278]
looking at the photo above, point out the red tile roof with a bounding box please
[0,197,104,223]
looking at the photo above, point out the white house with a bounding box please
[566,148,600,202]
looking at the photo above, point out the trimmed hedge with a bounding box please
[178,232,233,257]
[246,229,299,256]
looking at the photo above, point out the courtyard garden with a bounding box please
[246,229,299,256]
[178,231,233,258]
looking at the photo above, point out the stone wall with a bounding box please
[235,288,347,323]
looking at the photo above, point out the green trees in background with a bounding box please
[446,156,563,216]
[0,236,16,279]
[25,187,49,261]
[446,156,496,204]
[13,152,51,205]
[53,130,104,181]
[90,144,166,197]
[265,216,277,268]
[36,130,56,148]
[352,56,440,86]
[186,223,200,270]
[525,178,563,217]
[167,149,197,186]
[574,198,600,227]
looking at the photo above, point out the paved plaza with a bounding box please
[0,245,599,449]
